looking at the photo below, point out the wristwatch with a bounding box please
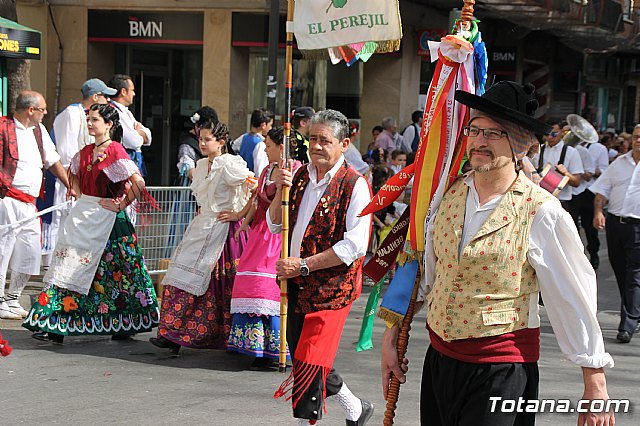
[300,259,310,277]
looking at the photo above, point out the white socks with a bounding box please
[332,383,362,421]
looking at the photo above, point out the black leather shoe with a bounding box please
[32,331,50,342]
[617,331,632,343]
[346,400,374,426]
[590,254,599,270]
[149,336,181,354]
[48,333,64,345]
[112,333,136,341]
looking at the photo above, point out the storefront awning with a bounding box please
[0,17,41,60]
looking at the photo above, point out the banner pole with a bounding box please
[279,0,295,374]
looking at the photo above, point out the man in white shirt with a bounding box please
[537,121,584,206]
[108,74,151,175]
[401,110,423,153]
[42,79,115,267]
[0,91,73,319]
[591,123,640,343]
[562,121,599,269]
[381,81,614,426]
[268,109,373,426]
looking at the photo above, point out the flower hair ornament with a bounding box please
[190,112,200,124]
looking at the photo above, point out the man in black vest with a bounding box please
[268,109,374,425]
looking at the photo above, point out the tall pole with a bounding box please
[383,1,476,423]
[279,0,295,373]
[266,0,279,114]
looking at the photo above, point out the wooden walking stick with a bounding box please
[383,269,421,426]
[383,1,476,423]
[279,0,295,373]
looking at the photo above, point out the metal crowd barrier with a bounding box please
[136,186,195,274]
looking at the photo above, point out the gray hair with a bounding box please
[382,116,397,130]
[15,91,41,111]
[634,123,640,130]
[309,109,350,140]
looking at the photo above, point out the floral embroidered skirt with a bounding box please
[227,313,289,359]
[23,212,160,335]
[157,221,247,349]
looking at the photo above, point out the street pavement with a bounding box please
[1,229,639,425]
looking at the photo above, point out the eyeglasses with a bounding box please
[549,131,559,137]
[463,126,507,140]
[632,135,640,141]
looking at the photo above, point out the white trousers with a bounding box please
[0,197,42,296]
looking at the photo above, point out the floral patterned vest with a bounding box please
[428,172,556,341]
[289,162,364,313]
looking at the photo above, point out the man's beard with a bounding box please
[469,149,510,173]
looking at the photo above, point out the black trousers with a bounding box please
[287,290,344,420]
[565,190,600,258]
[421,346,539,426]
[606,213,640,333]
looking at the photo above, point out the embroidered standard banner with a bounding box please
[363,207,410,283]
[293,0,402,51]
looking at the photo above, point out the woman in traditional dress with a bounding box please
[226,127,300,369]
[150,120,256,354]
[23,103,159,344]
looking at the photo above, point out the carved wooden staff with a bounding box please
[382,0,476,423]
[279,0,295,373]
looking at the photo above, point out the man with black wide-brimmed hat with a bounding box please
[381,81,614,426]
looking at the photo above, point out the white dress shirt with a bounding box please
[539,141,584,200]
[572,144,595,196]
[589,152,640,219]
[267,157,371,266]
[401,123,419,153]
[52,103,93,168]
[582,142,609,189]
[111,100,152,151]
[421,173,614,369]
[252,141,268,177]
[12,119,60,197]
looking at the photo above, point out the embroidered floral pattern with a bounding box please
[23,212,159,335]
[227,313,289,359]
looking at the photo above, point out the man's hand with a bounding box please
[381,325,409,400]
[556,163,569,176]
[272,161,293,190]
[578,368,615,426]
[593,211,606,230]
[276,257,302,280]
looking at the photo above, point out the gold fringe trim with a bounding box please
[299,39,402,60]
[378,306,404,328]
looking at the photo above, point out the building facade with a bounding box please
[15,0,640,184]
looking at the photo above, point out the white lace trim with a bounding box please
[103,158,140,183]
[230,298,280,316]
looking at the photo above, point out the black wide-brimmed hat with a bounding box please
[455,81,551,135]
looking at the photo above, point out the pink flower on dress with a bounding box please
[98,302,109,314]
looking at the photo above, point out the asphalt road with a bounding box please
[0,229,638,425]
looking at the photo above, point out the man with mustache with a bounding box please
[268,109,374,425]
[381,82,614,426]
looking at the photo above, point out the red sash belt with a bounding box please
[5,187,37,205]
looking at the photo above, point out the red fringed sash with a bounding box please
[274,304,351,411]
